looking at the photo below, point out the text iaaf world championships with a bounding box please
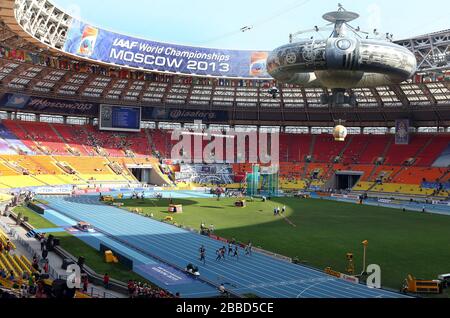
[112,38,231,62]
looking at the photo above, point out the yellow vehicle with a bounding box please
[100,195,114,202]
[403,275,443,294]
[104,250,119,264]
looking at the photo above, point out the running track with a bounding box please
[41,195,409,299]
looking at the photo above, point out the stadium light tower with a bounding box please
[362,240,369,275]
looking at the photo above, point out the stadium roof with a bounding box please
[0,0,449,127]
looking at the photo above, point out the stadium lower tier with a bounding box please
[0,156,448,197]
[353,182,442,196]
[2,120,450,165]
[0,155,150,188]
[0,120,450,196]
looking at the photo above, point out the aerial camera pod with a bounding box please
[267,38,417,88]
[267,8,418,89]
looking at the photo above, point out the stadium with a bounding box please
[0,0,449,303]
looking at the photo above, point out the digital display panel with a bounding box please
[99,104,141,132]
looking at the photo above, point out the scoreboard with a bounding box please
[99,104,141,132]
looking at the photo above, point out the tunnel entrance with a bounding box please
[127,164,153,184]
[334,172,363,190]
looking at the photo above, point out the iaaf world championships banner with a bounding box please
[62,19,271,79]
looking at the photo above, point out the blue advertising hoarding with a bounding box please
[0,94,230,124]
[63,19,271,79]
[142,107,230,122]
[0,93,99,116]
[135,264,196,286]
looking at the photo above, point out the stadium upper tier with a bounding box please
[0,49,449,126]
[0,0,449,76]
[0,0,449,126]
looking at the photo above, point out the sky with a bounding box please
[50,0,450,50]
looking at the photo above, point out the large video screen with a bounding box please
[99,105,141,132]
[62,19,271,79]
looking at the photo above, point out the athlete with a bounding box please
[221,247,226,260]
[228,243,233,256]
[215,249,222,261]
[246,242,253,256]
[233,245,239,260]
[199,245,206,265]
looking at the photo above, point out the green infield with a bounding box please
[14,206,55,229]
[118,197,450,296]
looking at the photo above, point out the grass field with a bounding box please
[118,197,450,296]
[13,206,150,285]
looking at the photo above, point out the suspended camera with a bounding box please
[268,86,280,99]
[266,4,417,109]
[321,89,358,106]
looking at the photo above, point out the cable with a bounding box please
[397,11,450,39]
[200,0,312,45]
[345,24,366,39]
[251,0,313,29]
[290,23,333,43]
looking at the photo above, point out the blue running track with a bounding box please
[40,195,409,299]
